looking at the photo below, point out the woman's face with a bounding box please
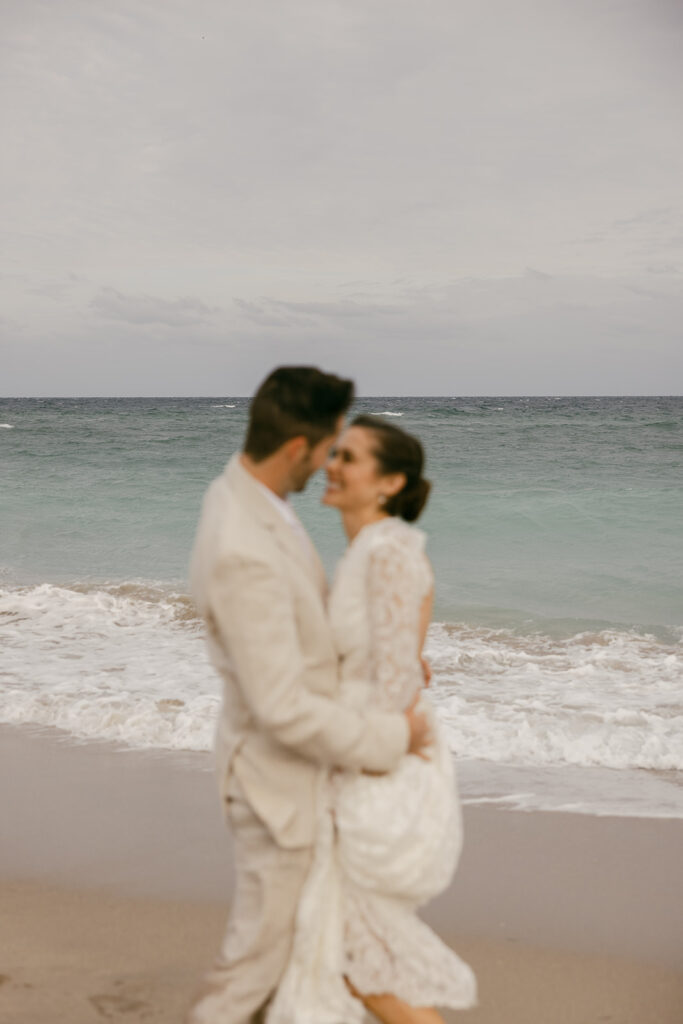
[322,426,403,513]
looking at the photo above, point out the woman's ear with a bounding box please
[383,472,407,498]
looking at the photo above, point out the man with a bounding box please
[188,366,431,1024]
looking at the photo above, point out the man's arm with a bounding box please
[207,554,411,774]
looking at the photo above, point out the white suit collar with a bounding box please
[224,455,327,594]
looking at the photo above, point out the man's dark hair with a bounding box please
[244,366,354,461]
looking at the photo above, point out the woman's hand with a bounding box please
[405,692,432,759]
[420,655,432,687]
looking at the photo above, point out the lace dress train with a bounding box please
[267,519,476,1022]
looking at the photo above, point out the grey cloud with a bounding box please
[524,268,553,282]
[6,0,681,276]
[27,274,84,300]
[234,296,402,329]
[2,0,683,394]
[0,314,26,333]
[647,263,681,275]
[277,298,396,318]
[3,269,682,396]
[234,272,683,349]
[270,299,400,319]
[91,288,220,327]
[233,299,293,329]
[612,208,673,230]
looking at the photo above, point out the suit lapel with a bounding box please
[309,544,328,600]
[271,521,328,599]
[225,455,327,598]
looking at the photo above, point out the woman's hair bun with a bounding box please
[386,476,431,523]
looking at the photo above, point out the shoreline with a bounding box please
[2,724,683,1022]
[2,723,683,962]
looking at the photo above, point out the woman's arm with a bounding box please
[419,583,434,652]
[418,583,434,685]
[366,538,430,712]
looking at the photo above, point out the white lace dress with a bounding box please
[267,518,476,1023]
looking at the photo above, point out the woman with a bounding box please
[267,415,476,1024]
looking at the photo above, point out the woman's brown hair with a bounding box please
[352,414,431,522]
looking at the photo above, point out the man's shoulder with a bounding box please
[200,467,233,516]
[191,470,278,604]
[199,470,263,542]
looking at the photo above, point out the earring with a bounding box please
[378,494,387,506]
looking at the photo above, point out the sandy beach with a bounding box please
[1,725,682,1024]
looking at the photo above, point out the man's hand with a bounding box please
[405,693,431,759]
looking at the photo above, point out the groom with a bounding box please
[188,366,430,1024]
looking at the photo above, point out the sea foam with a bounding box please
[425,623,683,772]
[0,583,217,751]
[1,584,681,780]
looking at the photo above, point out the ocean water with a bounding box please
[1,396,682,818]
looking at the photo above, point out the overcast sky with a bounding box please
[2,0,682,396]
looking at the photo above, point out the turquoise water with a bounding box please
[2,396,681,637]
[1,396,682,814]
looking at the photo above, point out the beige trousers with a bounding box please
[187,783,313,1024]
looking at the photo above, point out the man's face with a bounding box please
[288,416,344,493]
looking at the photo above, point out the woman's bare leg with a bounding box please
[362,994,446,1024]
[346,978,446,1024]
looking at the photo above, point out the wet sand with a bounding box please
[1,725,682,1023]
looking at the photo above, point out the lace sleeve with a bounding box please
[365,537,427,712]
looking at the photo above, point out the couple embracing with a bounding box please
[188,367,476,1024]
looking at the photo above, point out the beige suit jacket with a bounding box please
[190,454,409,849]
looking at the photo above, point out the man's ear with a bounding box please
[282,435,309,462]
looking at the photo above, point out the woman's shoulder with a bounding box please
[361,516,427,553]
[360,519,430,579]
[360,518,433,597]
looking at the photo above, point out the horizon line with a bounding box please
[2,393,682,401]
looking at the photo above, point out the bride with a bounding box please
[267,415,476,1024]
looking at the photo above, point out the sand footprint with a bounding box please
[88,979,156,1020]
